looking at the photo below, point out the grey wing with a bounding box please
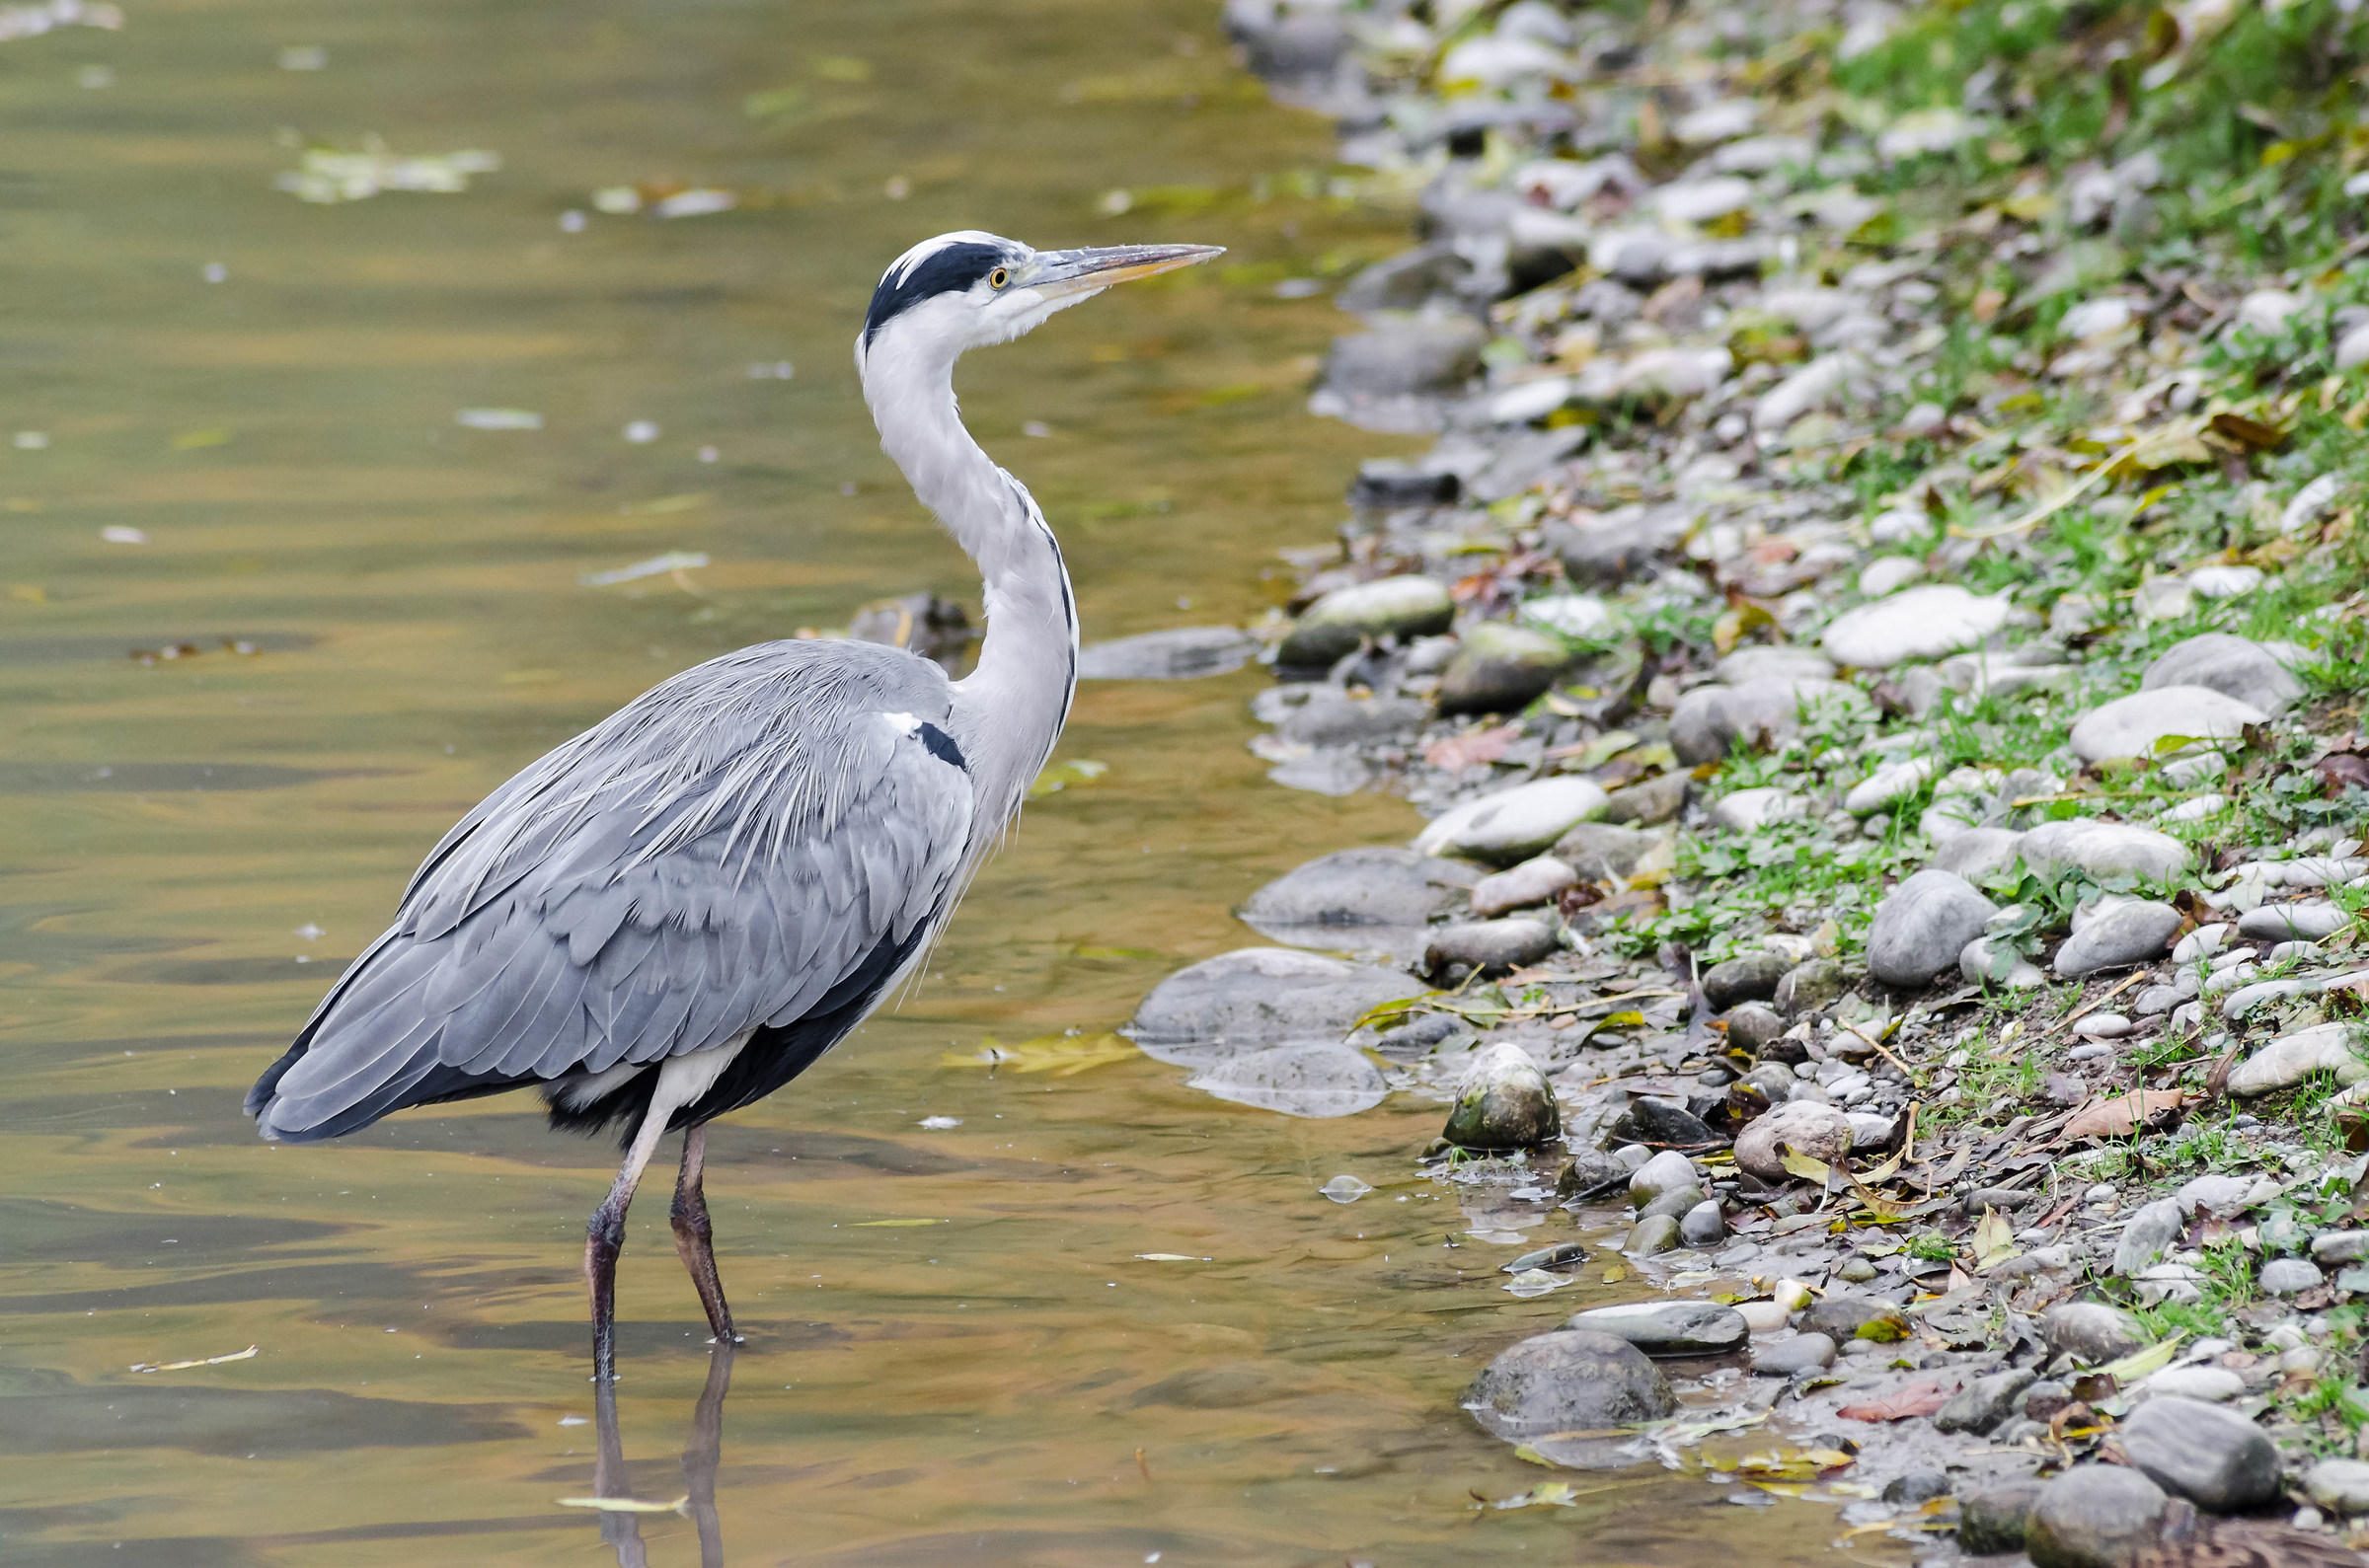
[248,640,974,1141]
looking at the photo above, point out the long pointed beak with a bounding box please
[1027,243,1225,300]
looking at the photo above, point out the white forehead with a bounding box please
[883,230,1022,285]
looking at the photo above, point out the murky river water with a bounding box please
[1,2,1852,1562]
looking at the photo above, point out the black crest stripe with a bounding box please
[864,242,1005,345]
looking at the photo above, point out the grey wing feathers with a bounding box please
[250,639,973,1141]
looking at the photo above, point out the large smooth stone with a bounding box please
[1934,1367,2036,1435]
[2054,899,2180,978]
[2236,900,2350,941]
[1709,786,1807,832]
[1931,826,2024,880]
[1129,948,1425,1049]
[1957,1480,2045,1554]
[2303,1458,2369,1517]
[1322,320,1484,398]
[1186,1042,1389,1118]
[1732,1099,1852,1181]
[1715,645,1835,685]
[1820,584,2013,669]
[1703,951,1794,1009]
[2141,633,2303,715]
[1670,678,1864,764]
[1461,1329,1676,1444]
[2112,1198,2183,1278]
[1628,1150,1700,1204]
[1551,822,1663,880]
[2069,685,2268,764]
[1470,856,1578,917]
[1436,622,1573,715]
[1441,1041,1560,1149]
[2229,1021,2369,1098]
[1867,869,1997,986]
[1566,1301,1748,1356]
[1750,1333,1836,1377]
[1236,848,1477,939]
[2117,1395,2280,1513]
[1076,626,1260,680]
[1774,957,1848,1016]
[1276,574,1455,667]
[1414,778,1609,864]
[2025,1465,2168,1568]
[1545,506,1689,586]
[2042,1302,2148,1364]
[2018,820,2189,882]
[1599,774,1688,826]
[1275,695,1427,747]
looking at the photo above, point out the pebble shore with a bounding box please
[1108,0,2369,1558]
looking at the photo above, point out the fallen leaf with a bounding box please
[1426,724,1519,771]
[129,1345,259,1374]
[2064,1088,2188,1140]
[557,1495,689,1514]
[2100,1330,2183,1381]
[1780,1148,1835,1184]
[1973,1206,2020,1272]
[1836,1381,1950,1422]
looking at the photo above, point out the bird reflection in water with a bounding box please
[584,1347,733,1567]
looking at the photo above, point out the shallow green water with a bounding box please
[0,2,1854,1562]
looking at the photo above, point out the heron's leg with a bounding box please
[682,1340,734,1568]
[586,1107,675,1383]
[670,1125,740,1345]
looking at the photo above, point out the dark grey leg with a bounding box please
[670,1125,741,1346]
[590,1376,651,1568]
[586,1109,674,1383]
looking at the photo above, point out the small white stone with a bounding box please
[2073,1012,2131,1040]
[1820,584,2014,670]
[1857,556,1924,597]
[2069,686,2268,764]
[1711,787,1809,832]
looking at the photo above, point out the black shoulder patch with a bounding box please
[864,241,1005,345]
[915,721,966,771]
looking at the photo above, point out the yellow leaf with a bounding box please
[558,1495,689,1514]
[2100,1330,2183,1381]
[1780,1149,1835,1183]
[852,1218,942,1228]
[1973,1205,2019,1272]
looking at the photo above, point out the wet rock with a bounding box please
[2229,1021,2369,1098]
[1678,1199,1725,1247]
[1821,584,2013,669]
[2025,1466,2168,1568]
[1186,1042,1389,1118]
[2054,899,2181,978]
[1726,1002,1785,1051]
[2302,1459,2369,1517]
[1750,1333,1835,1377]
[1414,777,1609,864]
[1801,1296,1909,1343]
[1237,848,1477,940]
[1075,625,1261,680]
[2236,900,2350,941]
[1347,456,1460,510]
[1469,856,1578,917]
[1708,786,1808,832]
[1462,1329,1676,1445]
[1276,575,1455,668]
[1599,773,1688,826]
[1775,958,1849,1016]
[1671,678,1864,764]
[1957,1479,2045,1555]
[1733,1100,1852,1181]
[1628,1149,1699,1204]
[1885,1471,1952,1505]
[1868,869,1997,986]
[1567,1301,1747,1356]
[2113,1199,2185,1278]
[1130,948,1427,1048]
[1322,320,1484,398]
[1557,1151,1631,1200]
[2118,1396,2280,1514]
[1934,1367,2036,1435]
[2043,1303,2149,1364]
[2261,1257,2325,1295]
[1622,1214,1677,1254]
[1550,821,1662,879]
[1932,826,2025,880]
[1424,918,1558,978]
[1276,694,1427,747]
[1703,951,1795,1009]
[2069,686,2268,765]
[2019,820,2190,883]
[1436,622,1573,715]
[1637,1182,1706,1223]
[2141,633,2304,715]
[1441,1041,1560,1149]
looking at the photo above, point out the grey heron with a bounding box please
[245,232,1223,1381]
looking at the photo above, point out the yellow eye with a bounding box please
[988,266,1010,289]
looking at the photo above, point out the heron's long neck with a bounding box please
[862,337,1077,840]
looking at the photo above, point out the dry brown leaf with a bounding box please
[2064,1089,2188,1140]
[1836,1381,1951,1422]
[1425,724,1520,772]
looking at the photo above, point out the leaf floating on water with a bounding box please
[915,1115,960,1130]
[130,1344,258,1374]
[1135,1253,1200,1262]
[1028,758,1108,796]
[557,1495,689,1515]
[1491,1480,1579,1509]
[1502,1268,1568,1298]
[850,1218,942,1228]
[579,552,709,587]
[1318,1174,1372,1204]
[101,526,149,545]
[277,144,499,203]
[941,1033,1136,1077]
[455,408,543,430]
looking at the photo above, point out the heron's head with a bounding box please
[855,231,1223,371]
